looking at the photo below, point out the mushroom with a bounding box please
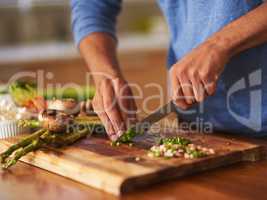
[38,110,74,133]
[47,99,80,115]
[47,99,95,116]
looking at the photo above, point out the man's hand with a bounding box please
[170,41,230,110]
[79,33,137,141]
[92,76,137,141]
[170,2,267,110]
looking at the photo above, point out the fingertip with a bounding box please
[117,130,124,138]
[196,94,205,102]
[173,100,190,110]
[109,133,118,141]
[195,97,201,103]
[185,98,194,105]
[206,84,217,96]
[179,105,190,111]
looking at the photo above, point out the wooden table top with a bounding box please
[1,159,267,200]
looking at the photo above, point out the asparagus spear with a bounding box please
[1,116,119,169]
[18,119,41,129]
[40,129,88,147]
[0,129,46,163]
[2,138,43,169]
[1,128,89,169]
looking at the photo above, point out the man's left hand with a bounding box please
[170,40,230,110]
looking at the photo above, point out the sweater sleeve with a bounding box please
[71,0,122,47]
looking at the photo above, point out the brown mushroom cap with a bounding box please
[39,110,74,132]
[47,99,80,115]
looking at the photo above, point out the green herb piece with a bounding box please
[110,128,140,147]
[159,137,191,146]
[186,149,207,158]
[117,128,139,143]
[18,119,41,129]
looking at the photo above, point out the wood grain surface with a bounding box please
[0,128,265,196]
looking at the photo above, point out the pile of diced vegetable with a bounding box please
[148,137,215,159]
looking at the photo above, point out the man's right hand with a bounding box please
[92,76,137,141]
[79,33,137,141]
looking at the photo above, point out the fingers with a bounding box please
[170,70,190,110]
[178,75,195,105]
[200,75,217,96]
[92,78,137,141]
[170,65,218,109]
[102,81,126,139]
[92,93,117,141]
[190,74,206,102]
[204,81,217,96]
[113,78,137,128]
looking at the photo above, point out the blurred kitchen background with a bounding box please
[0,0,169,112]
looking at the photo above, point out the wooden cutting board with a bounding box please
[0,126,265,196]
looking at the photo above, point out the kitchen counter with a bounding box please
[0,154,267,200]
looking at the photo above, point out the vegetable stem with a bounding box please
[2,139,42,169]
[0,129,46,163]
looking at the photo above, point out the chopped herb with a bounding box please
[118,128,139,143]
[110,128,140,147]
[148,136,214,159]
[159,137,191,146]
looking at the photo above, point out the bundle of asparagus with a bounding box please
[0,117,104,169]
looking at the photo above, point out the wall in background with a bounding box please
[0,0,165,46]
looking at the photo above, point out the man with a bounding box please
[71,0,267,141]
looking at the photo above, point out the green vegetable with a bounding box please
[111,128,140,146]
[18,119,41,129]
[2,138,43,169]
[40,128,91,147]
[118,128,139,143]
[149,136,209,159]
[0,128,90,169]
[0,119,102,169]
[186,149,207,158]
[9,81,95,106]
[0,129,46,163]
[9,81,37,106]
[159,137,191,146]
[44,86,95,101]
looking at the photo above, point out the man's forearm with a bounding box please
[79,32,122,85]
[209,2,267,57]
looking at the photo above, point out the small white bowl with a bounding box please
[0,120,29,139]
